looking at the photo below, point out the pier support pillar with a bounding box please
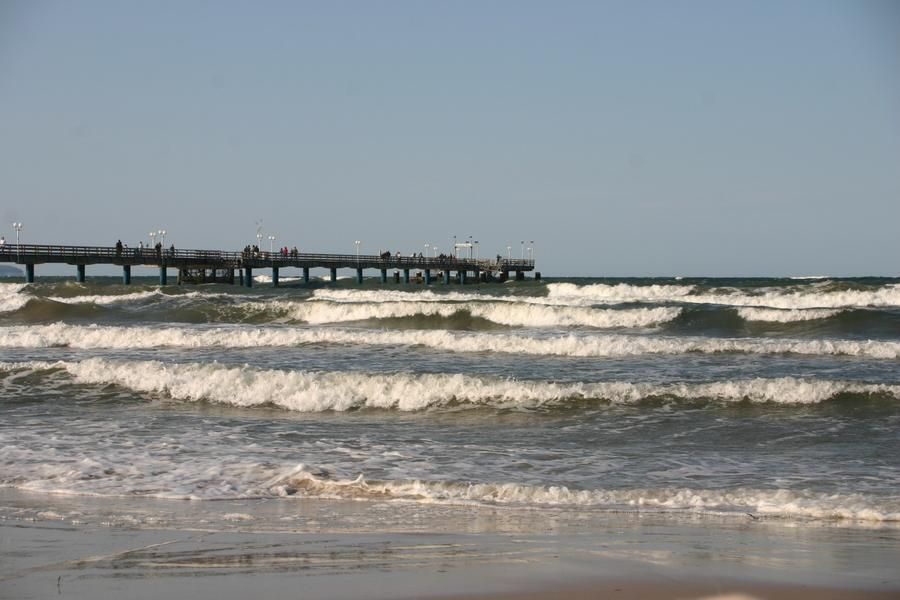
[25,263,35,283]
[459,271,466,285]
[272,267,279,287]
[516,271,525,281]
[380,269,387,284]
[159,266,168,286]
[238,269,244,286]
[424,270,431,285]
[473,268,479,283]
[303,267,310,284]
[76,264,86,283]
[403,269,410,284]
[443,270,451,285]
[244,267,252,287]
[501,271,509,282]
[228,268,235,284]
[393,271,400,283]
[356,268,363,284]
[534,272,541,281]
[123,265,131,285]
[330,267,337,283]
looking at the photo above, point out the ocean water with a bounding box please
[1,275,899,527]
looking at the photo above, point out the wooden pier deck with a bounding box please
[0,243,537,286]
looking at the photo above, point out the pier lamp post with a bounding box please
[453,235,457,258]
[468,235,473,259]
[149,231,156,248]
[12,222,22,262]
[432,245,438,258]
[159,230,167,248]
[474,240,479,260]
[268,235,276,256]
[355,240,361,264]
[256,231,263,251]
[423,243,429,259]
[506,245,511,260]
[529,241,535,261]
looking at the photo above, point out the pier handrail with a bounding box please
[0,243,535,271]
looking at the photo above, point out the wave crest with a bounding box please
[547,282,900,309]
[270,300,680,328]
[548,282,696,301]
[2,323,899,359]
[3,359,897,411]
[268,467,900,521]
[0,283,28,314]
[736,307,843,323]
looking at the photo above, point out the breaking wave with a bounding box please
[269,299,680,328]
[2,323,899,358]
[735,307,843,323]
[264,468,900,522]
[548,282,696,302]
[547,282,900,309]
[313,289,505,303]
[2,447,895,521]
[47,290,165,306]
[0,283,28,314]
[6,285,896,333]
[2,359,898,411]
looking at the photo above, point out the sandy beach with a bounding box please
[2,489,898,600]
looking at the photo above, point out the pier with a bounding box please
[0,243,538,286]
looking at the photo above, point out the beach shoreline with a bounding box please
[2,490,898,600]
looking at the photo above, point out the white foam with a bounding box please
[268,299,680,328]
[2,323,899,359]
[259,467,900,521]
[3,438,896,520]
[254,275,302,284]
[314,288,513,304]
[547,282,900,310]
[316,275,353,281]
[45,289,242,306]
[2,359,897,410]
[47,290,164,305]
[0,283,29,313]
[736,307,843,323]
[311,287,613,308]
[704,287,900,310]
[548,282,697,301]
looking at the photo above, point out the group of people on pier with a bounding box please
[242,245,299,259]
[115,239,173,259]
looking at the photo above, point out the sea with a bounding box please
[1,274,900,539]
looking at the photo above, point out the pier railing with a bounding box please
[0,243,535,272]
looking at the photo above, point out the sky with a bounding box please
[1,0,898,276]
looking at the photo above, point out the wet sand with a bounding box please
[1,490,898,599]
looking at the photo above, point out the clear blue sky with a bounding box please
[1,1,898,276]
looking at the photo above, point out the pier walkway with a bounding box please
[0,243,537,286]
